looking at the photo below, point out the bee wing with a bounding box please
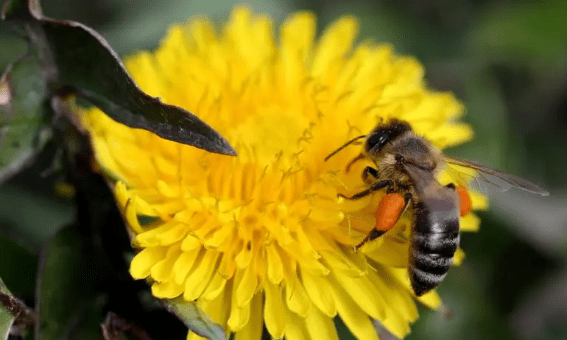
[443,156,549,196]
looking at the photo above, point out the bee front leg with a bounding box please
[345,153,366,173]
[338,180,393,200]
[356,192,412,250]
[361,166,379,185]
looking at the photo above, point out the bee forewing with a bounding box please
[444,156,549,196]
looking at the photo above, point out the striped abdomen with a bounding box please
[409,200,460,296]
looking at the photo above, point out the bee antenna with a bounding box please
[324,135,367,161]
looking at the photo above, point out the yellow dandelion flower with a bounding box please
[82,7,486,340]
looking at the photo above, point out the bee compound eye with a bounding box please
[395,155,405,164]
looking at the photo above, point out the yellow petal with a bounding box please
[172,248,202,285]
[156,222,188,246]
[201,273,227,302]
[181,234,202,251]
[460,213,481,232]
[427,123,473,149]
[156,179,181,197]
[130,247,167,279]
[281,11,315,63]
[312,16,358,77]
[471,190,489,210]
[305,302,338,340]
[264,281,287,339]
[331,283,379,340]
[123,51,163,97]
[372,267,418,320]
[124,196,143,233]
[150,245,181,282]
[365,235,409,267]
[453,248,465,266]
[234,293,263,340]
[285,309,311,340]
[236,256,259,307]
[204,226,234,249]
[196,287,231,332]
[280,12,316,89]
[417,289,442,309]
[332,272,387,321]
[152,280,184,298]
[183,251,220,301]
[227,278,251,332]
[135,221,177,247]
[266,244,284,284]
[114,181,130,210]
[286,275,311,317]
[302,273,337,317]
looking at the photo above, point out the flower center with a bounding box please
[231,109,309,165]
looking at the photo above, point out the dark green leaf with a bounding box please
[1,0,236,156]
[0,278,15,340]
[37,224,108,340]
[0,54,51,185]
[0,234,37,300]
[166,297,227,340]
[0,21,27,70]
[1,0,32,21]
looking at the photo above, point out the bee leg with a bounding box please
[338,180,393,200]
[355,229,387,250]
[356,192,412,250]
[361,166,379,185]
[345,153,366,173]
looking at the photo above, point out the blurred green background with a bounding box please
[1,0,567,339]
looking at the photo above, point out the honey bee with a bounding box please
[325,118,549,296]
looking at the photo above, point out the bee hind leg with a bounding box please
[355,192,412,250]
[355,229,387,250]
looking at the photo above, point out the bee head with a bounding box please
[365,119,412,157]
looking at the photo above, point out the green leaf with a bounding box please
[0,234,37,300]
[37,224,109,340]
[0,278,15,340]
[166,297,227,340]
[0,54,51,185]
[1,0,236,156]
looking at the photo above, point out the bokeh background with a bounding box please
[1,0,567,339]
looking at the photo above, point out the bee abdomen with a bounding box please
[411,249,453,274]
[412,231,459,256]
[409,231,460,296]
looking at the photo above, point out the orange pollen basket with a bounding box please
[457,186,472,217]
[374,193,406,231]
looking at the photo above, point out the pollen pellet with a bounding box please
[456,186,472,216]
[375,193,405,231]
